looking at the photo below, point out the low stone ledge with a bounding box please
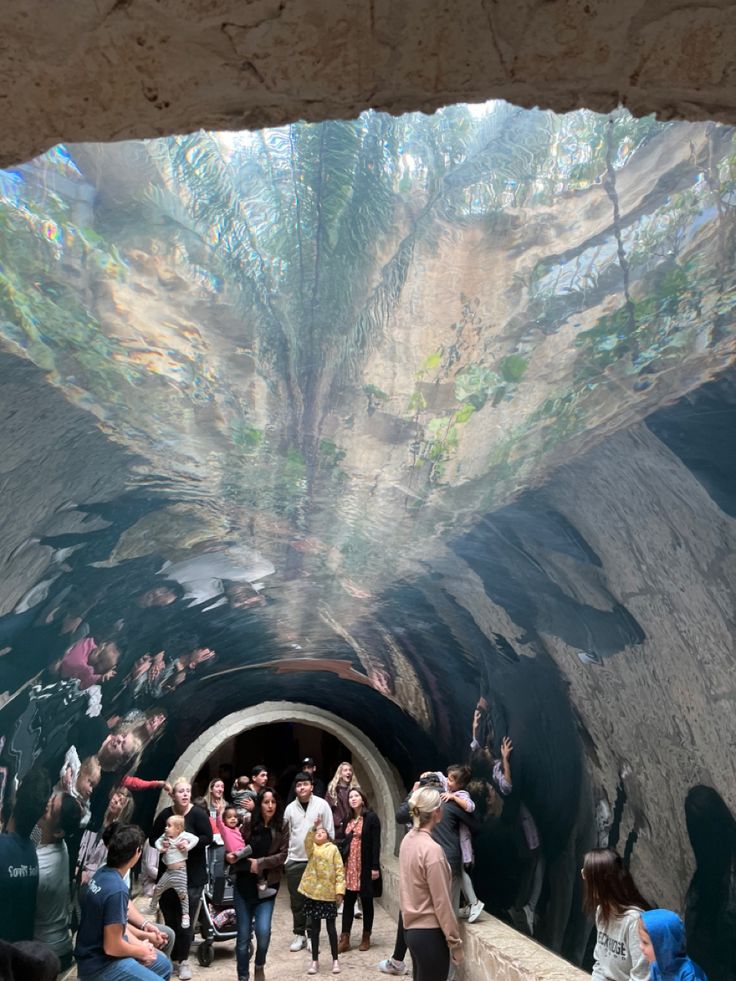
[380,856,587,981]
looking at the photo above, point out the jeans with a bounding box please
[285,860,308,935]
[80,949,172,981]
[233,890,276,978]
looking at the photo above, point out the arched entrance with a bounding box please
[161,701,404,853]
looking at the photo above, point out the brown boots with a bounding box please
[338,932,370,953]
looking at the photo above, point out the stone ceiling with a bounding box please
[3,0,736,168]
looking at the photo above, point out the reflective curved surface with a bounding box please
[0,102,734,971]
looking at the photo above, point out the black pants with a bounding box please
[405,927,450,981]
[341,890,374,935]
[309,917,338,961]
[392,910,408,962]
[285,860,309,935]
[159,881,205,962]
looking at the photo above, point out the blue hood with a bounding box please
[641,909,707,980]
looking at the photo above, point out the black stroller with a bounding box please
[195,843,238,967]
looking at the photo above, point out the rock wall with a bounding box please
[3,0,736,168]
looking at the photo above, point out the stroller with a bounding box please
[195,843,238,967]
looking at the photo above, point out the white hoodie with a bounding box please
[591,907,650,981]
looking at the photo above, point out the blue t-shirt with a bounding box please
[74,865,129,976]
[0,833,39,942]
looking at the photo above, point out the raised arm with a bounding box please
[320,799,335,838]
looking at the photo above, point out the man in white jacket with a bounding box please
[283,771,334,951]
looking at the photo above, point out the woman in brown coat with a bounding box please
[226,788,288,980]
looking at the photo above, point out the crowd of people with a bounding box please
[0,719,713,981]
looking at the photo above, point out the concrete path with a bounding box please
[143,893,399,981]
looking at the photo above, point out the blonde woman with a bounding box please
[76,786,135,887]
[326,763,359,843]
[399,787,463,981]
[149,777,212,981]
[204,778,226,842]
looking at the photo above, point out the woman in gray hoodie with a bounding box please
[582,848,651,981]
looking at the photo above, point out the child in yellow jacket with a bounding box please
[299,814,346,975]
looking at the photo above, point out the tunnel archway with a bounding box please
[159,701,404,855]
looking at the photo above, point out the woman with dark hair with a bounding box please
[582,848,651,980]
[338,788,381,953]
[226,788,288,981]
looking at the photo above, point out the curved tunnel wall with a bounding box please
[0,103,733,977]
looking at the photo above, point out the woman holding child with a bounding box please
[149,777,212,981]
[226,788,289,981]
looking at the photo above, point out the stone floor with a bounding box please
[152,894,397,981]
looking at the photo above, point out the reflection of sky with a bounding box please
[0,105,731,595]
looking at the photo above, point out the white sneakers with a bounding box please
[467,900,485,923]
[178,962,193,980]
[377,959,408,975]
[290,936,308,952]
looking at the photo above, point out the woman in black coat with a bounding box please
[149,777,212,979]
[338,788,382,952]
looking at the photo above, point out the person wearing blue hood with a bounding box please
[639,909,708,981]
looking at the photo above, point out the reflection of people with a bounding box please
[638,909,707,981]
[54,637,120,690]
[582,848,650,981]
[399,786,463,981]
[471,710,542,934]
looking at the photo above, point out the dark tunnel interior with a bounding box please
[0,102,734,977]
